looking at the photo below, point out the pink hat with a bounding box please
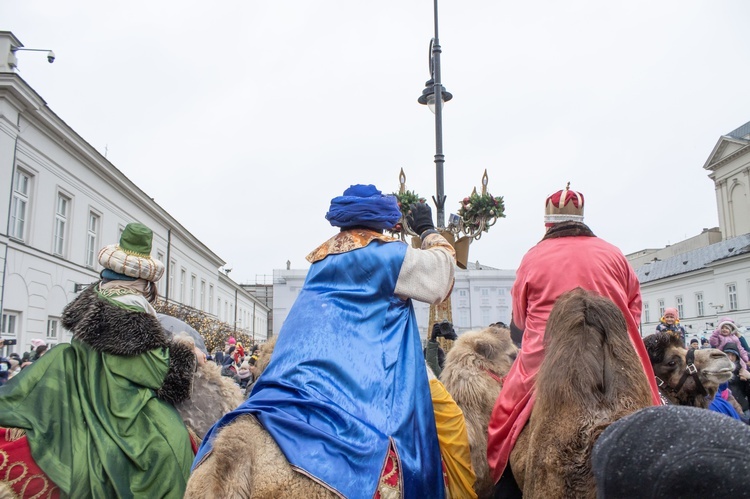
[227,337,236,345]
[30,339,47,348]
[663,308,678,319]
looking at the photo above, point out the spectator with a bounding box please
[700,337,711,349]
[709,382,743,421]
[655,307,687,346]
[237,361,252,391]
[710,318,749,371]
[688,338,699,350]
[486,183,661,496]
[424,320,457,377]
[0,357,10,386]
[722,342,750,418]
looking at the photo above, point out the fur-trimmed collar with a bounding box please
[61,284,169,356]
[542,221,596,240]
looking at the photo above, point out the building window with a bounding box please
[481,308,490,326]
[644,302,650,324]
[217,298,222,320]
[180,269,186,303]
[209,285,214,313]
[696,293,704,317]
[10,169,31,240]
[169,260,176,299]
[190,275,196,307]
[676,296,684,320]
[657,299,665,318]
[47,318,59,339]
[200,280,206,311]
[1,312,18,337]
[85,212,100,268]
[458,310,471,327]
[727,283,738,311]
[53,193,70,256]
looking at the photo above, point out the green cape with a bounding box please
[0,338,193,498]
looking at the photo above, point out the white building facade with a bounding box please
[271,262,516,341]
[0,31,269,354]
[634,121,750,340]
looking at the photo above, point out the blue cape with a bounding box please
[193,239,444,498]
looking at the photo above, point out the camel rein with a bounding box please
[654,348,708,397]
[482,367,505,385]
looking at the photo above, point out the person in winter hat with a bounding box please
[592,405,750,498]
[710,318,749,370]
[0,222,199,498]
[655,307,687,346]
[722,342,750,418]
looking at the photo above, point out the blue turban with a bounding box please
[325,184,402,230]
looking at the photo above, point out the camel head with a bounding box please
[644,332,733,408]
[442,324,518,390]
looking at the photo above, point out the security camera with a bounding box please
[47,51,55,64]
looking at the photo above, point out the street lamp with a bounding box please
[417,0,453,229]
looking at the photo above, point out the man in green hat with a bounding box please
[0,222,198,498]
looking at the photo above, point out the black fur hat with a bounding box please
[592,405,750,498]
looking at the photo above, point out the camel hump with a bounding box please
[537,288,651,407]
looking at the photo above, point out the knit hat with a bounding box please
[98,223,164,282]
[663,307,678,319]
[722,342,741,358]
[325,184,402,231]
[544,182,584,227]
[717,318,738,334]
[592,405,750,498]
[30,338,46,348]
[227,337,236,345]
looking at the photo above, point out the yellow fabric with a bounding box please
[430,379,478,499]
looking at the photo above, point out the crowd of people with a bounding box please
[210,337,261,396]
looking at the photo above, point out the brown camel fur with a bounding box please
[509,288,654,499]
[184,335,339,498]
[439,325,517,498]
[644,332,733,408]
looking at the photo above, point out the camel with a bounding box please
[644,332,734,408]
[438,325,518,498]
[507,288,655,499]
[186,294,734,499]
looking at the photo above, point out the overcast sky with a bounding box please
[4,1,750,284]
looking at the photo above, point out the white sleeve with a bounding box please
[394,233,455,304]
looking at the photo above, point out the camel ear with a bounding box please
[475,340,496,361]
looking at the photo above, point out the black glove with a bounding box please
[406,202,435,237]
[431,321,458,341]
[430,322,442,341]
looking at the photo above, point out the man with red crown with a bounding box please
[487,183,662,497]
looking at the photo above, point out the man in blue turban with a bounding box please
[193,184,456,498]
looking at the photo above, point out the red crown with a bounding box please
[544,182,584,226]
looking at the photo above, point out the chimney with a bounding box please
[0,31,23,73]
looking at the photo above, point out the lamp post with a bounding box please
[418,0,453,229]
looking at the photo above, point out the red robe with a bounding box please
[487,234,662,482]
